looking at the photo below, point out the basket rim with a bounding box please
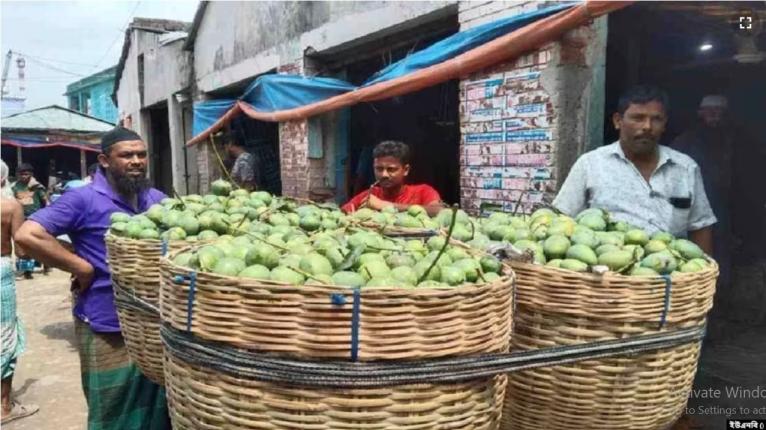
[509,258,718,284]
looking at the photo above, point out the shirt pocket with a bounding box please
[667,180,693,236]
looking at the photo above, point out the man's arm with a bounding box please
[15,221,94,289]
[689,226,713,256]
[9,199,27,258]
[552,157,589,216]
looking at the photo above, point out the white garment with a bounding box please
[553,141,717,237]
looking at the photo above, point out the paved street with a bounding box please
[6,270,86,430]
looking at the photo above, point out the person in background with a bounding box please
[11,163,47,279]
[0,160,39,425]
[553,85,716,254]
[14,127,171,429]
[84,163,99,184]
[672,95,734,286]
[224,138,258,191]
[342,141,445,216]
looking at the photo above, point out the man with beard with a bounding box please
[341,140,444,216]
[553,85,716,253]
[14,127,170,429]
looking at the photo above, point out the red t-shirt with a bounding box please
[342,184,441,213]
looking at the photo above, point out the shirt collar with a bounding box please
[610,141,675,168]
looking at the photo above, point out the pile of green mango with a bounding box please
[456,207,712,276]
[109,180,352,242]
[172,227,504,288]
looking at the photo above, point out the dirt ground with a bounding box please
[4,269,764,430]
[5,270,86,430]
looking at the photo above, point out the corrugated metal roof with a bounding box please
[1,105,115,132]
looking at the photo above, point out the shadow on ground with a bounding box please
[39,321,77,350]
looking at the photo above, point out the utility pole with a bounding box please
[1,50,12,96]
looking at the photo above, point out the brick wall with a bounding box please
[458,1,604,215]
[458,48,557,214]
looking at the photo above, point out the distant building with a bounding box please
[64,66,118,124]
[1,96,25,117]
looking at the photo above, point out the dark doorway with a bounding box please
[229,115,282,195]
[606,4,766,428]
[147,103,173,195]
[340,23,461,204]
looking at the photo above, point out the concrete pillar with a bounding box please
[457,1,607,215]
[277,60,312,199]
[80,150,86,178]
[168,95,188,194]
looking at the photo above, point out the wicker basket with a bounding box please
[501,261,718,430]
[164,352,507,430]
[106,232,187,385]
[159,251,514,361]
[159,244,514,429]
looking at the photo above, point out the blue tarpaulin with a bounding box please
[192,2,577,138]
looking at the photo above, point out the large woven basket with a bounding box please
[106,232,186,386]
[501,261,718,430]
[159,253,514,361]
[159,245,514,429]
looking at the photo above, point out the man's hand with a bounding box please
[72,260,95,292]
[366,195,393,211]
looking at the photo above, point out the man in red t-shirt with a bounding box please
[342,141,444,216]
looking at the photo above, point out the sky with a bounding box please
[1,0,199,111]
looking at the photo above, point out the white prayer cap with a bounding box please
[699,95,728,109]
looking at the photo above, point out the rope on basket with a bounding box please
[161,238,169,257]
[161,323,706,389]
[113,281,160,315]
[351,287,361,362]
[173,271,198,332]
[659,274,673,329]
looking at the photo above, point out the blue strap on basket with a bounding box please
[176,271,197,332]
[161,238,169,256]
[350,287,361,362]
[659,274,672,329]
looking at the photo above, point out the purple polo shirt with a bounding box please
[29,169,165,332]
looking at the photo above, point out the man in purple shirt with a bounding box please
[15,127,170,429]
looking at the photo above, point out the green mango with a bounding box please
[331,271,366,288]
[640,251,678,275]
[595,244,621,256]
[407,205,427,218]
[454,258,481,283]
[299,253,333,277]
[386,253,416,269]
[239,264,271,279]
[651,231,675,244]
[565,244,598,266]
[571,231,600,249]
[543,235,571,260]
[629,266,660,277]
[358,261,391,281]
[546,259,563,268]
[125,222,144,238]
[670,239,705,260]
[270,266,305,285]
[212,257,246,276]
[391,266,418,286]
[679,260,705,273]
[440,266,466,286]
[560,259,589,272]
[598,250,634,271]
[210,179,233,196]
[578,214,607,231]
[624,229,649,246]
[110,222,128,236]
[197,230,219,241]
[172,252,195,268]
[480,255,501,274]
[481,272,501,283]
[138,228,160,240]
[644,239,668,254]
[110,212,132,224]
